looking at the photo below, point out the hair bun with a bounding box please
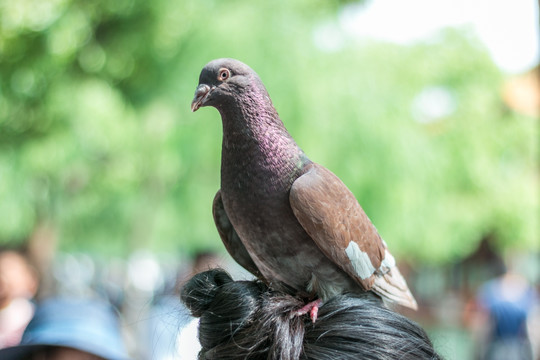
[181,268,233,317]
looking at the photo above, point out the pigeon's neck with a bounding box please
[218,87,309,192]
[218,88,298,156]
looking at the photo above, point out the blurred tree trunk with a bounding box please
[26,221,57,299]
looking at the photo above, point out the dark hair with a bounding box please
[181,269,442,360]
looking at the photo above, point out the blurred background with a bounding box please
[0,0,538,359]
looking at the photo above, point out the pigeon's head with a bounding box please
[191,58,261,112]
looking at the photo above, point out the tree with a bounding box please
[0,0,537,262]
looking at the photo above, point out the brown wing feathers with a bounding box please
[290,163,386,290]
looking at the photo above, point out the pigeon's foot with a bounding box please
[293,299,323,323]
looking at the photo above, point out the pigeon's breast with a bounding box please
[220,149,353,297]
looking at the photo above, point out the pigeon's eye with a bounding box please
[218,68,230,81]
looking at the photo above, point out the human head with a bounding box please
[0,298,130,360]
[0,249,38,307]
[181,269,441,360]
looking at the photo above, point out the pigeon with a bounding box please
[191,58,417,317]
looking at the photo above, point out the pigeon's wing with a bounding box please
[213,190,263,278]
[290,163,417,310]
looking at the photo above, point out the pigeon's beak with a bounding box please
[191,84,212,112]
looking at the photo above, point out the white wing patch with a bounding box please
[381,249,396,269]
[345,242,376,280]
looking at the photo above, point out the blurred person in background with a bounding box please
[0,297,130,360]
[472,255,539,360]
[145,251,228,360]
[0,248,39,348]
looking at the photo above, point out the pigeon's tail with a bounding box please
[372,267,418,310]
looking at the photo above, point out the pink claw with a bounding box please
[294,299,323,323]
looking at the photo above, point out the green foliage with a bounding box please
[0,0,537,262]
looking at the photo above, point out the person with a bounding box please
[476,270,538,360]
[181,268,441,360]
[0,297,130,360]
[144,251,230,360]
[0,248,39,348]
